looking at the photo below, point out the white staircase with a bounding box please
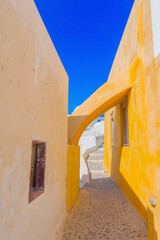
[86,145,108,179]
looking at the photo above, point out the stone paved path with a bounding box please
[61,147,148,240]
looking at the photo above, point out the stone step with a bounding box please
[97,149,104,153]
[86,145,106,179]
[90,169,107,174]
[90,170,108,179]
[91,149,104,154]
[87,161,105,171]
[90,152,104,156]
[87,159,103,163]
[98,147,104,150]
[87,154,104,160]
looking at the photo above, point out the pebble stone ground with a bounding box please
[61,146,148,240]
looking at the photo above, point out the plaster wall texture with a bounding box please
[66,145,80,211]
[94,121,105,138]
[0,0,68,239]
[81,128,95,136]
[104,0,160,239]
[68,68,131,145]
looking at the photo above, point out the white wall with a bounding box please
[151,0,160,57]
[79,135,96,188]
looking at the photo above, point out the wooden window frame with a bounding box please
[29,140,46,203]
[110,111,114,147]
[121,97,129,146]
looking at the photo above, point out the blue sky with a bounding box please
[34,0,134,114]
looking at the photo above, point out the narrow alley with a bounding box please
[61,147,148,240]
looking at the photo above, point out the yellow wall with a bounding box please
[104,0,160,239]
[0,0,68,239]
[67,145,80,211]
[3,0,159,238]
[68,66,131,146]
[68,0,160,239]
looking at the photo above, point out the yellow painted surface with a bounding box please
[1,0,160,239]
[69,0,160,239]
[67,145,80,211]
[68,68,131,146]
[0,0,68,239]
[104,0,160,239]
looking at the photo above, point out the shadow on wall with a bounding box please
[110,105,147,218]
[108,104,158,240]
[147,208,158,240]
[68,115,87,145]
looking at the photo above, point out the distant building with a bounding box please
[86,115,104,129]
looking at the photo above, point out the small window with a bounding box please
[110,111,114,147]
[29,141,46,203]
[121,98,129,146]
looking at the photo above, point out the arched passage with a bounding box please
[68,67,131,146]
[66,0,160,237]
[67,66,132,210]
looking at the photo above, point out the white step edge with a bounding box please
[90,170,107,174]
[89,153,104,156]
[87,160,103,163]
